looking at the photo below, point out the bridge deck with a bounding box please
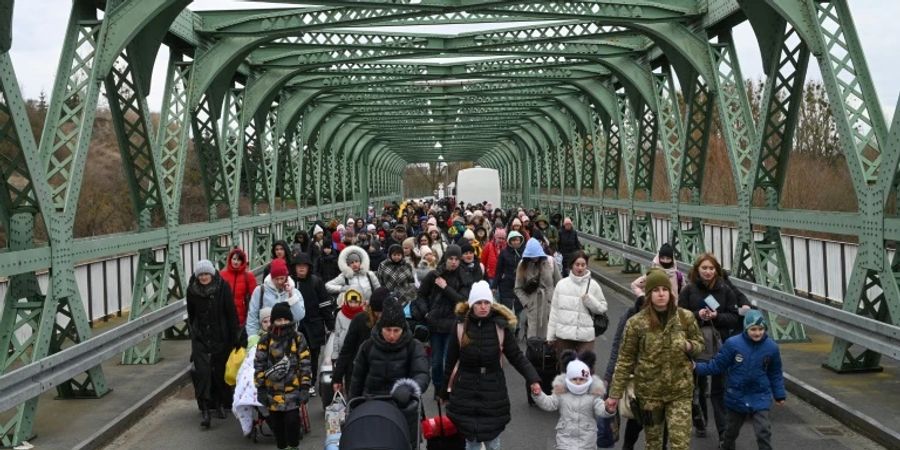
[52,264,887,450]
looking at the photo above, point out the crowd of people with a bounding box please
[184,198,786,450]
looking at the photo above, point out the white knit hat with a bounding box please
[463,229,476,241]
[467,280,494,307]
[313,224,324,235]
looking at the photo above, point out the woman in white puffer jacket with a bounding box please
[547,250,607,353]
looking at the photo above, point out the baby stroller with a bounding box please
[339,394,422,450]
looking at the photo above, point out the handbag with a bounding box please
[697,324,722,361]
[423,401,465,450]
[617,377,639,420]
[224,347,246,386]
[584,279,609,337]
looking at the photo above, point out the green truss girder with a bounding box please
[0,1,899,446]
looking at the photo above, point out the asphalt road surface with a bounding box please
[104,286,884,450]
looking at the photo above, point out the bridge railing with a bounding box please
[578,231,900,361]
[0,201,359,412]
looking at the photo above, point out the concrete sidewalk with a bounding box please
[589,259,900,449]
[0,315,193,450]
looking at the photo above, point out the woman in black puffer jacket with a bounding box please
[350,298,430,448]
[440,281,541,449]
[678,253,741,441]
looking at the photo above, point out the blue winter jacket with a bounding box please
[695,332,786,413]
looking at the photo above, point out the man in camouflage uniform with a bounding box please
[607,269,704,450]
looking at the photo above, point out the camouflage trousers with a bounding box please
[641,396,692,450]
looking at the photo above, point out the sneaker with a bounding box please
[309,386,317,397]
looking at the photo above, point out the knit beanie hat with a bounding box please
[313,224,324,236]
[194,259,216,277]
[271,302,293,323]
[445,244,462,259]
[467,280,494,307]
[419,245,433,257]
[388,244,404,256]
[463,229,476,241]
[427,217,437,227]
[565,359,593,396]
[402,237,416,250]
[367,223,376,232]
[370,287,390,312]
[643,268,671,294]
[744,309,767,331]
[269,258,289,278]
[658,243,675,260]
[459,239,474,255]
[346,250,362,264]
[259,307,272,325]
[378,297,406,329]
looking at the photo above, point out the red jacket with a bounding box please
[481,241,502,280]
[219,247,258,328]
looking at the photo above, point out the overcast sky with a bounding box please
[9,1,900,119]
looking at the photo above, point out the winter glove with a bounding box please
[391,383,416,408]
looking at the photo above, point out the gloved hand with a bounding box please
[391,383,416,408]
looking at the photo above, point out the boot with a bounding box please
[216,405,226,419]
[200,409,211,428]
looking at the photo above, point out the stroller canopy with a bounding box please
[340,399,411,450]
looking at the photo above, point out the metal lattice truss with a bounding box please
[0,0,899,446]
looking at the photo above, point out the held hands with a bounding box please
[604,398,618,413]
[530,382,542,395]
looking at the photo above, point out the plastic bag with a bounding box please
[325,391,347,437]
[224,347,246,386]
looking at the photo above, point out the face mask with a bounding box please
[566,377,592,396]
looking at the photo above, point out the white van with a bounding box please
[455,167,501,209]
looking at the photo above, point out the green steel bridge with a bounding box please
[0,0,898,447]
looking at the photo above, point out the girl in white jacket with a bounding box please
[546,251,607,354]
[533,351,615,450]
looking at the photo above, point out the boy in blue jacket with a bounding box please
[695,310,785,450]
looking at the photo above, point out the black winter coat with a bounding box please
[557,228,582,264]
[417,266,472,334]
[461,258,484,283]
[333,312,373,389]
[317,251,341,285]
[442,302,540,442]
[679,277,742,338]
[293,273,334,348]
[350,325,430,398]
[186,275,239,355]
[493,246,522,300]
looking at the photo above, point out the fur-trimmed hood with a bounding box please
[551,374,606,396]
[337,245,371,277]
[454,301,517,331]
